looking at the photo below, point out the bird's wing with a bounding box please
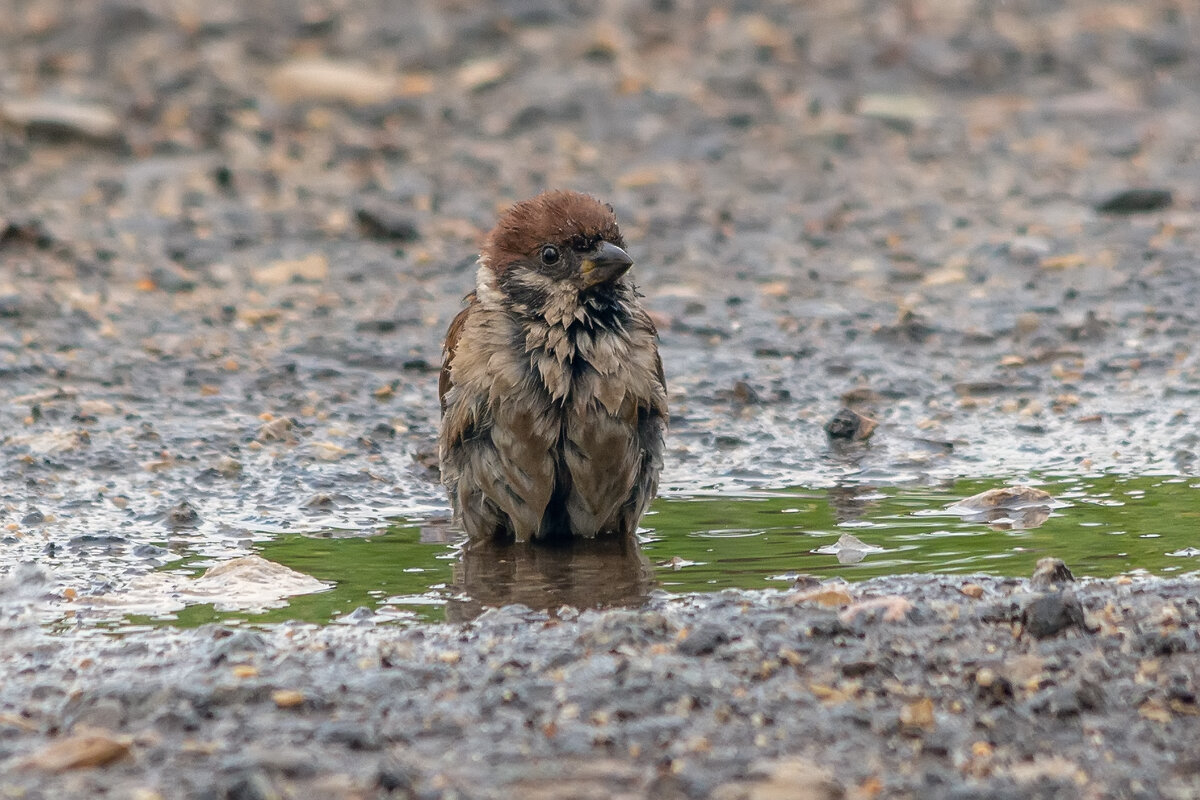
[439,293,476,415]
[651,350,668,416]
[640,307,669,420]
[439,295,558,541]
[637,309,668,416]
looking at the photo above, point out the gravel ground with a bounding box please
[2,0,1200,796]
[3,564,1200,799]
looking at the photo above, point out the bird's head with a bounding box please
[480,191,634,318]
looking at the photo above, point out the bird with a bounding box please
[438,190,667,543]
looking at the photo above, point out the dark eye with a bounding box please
[540,245,560,266]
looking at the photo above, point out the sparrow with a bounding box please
[438,190,667,543]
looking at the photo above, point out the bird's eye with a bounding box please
[540,245,560,266]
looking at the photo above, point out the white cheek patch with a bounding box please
[475,260,505,307]
[506,267,557,291]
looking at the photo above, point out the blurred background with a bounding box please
[2,0,1195,301]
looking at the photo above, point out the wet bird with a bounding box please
[438,190,667,542]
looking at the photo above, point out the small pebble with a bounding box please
[1095,188,1173,214]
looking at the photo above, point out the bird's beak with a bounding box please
[579,241,633,287]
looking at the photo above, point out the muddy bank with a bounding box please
[3,566,1200,799]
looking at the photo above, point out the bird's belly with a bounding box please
[452,330,658,541]
[555,399,642,538]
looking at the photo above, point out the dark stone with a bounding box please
[317,721,381,750]
[945,784,1024,800]
[213,165,234,190]
[67,533,127,549]
[167,500,201,527]
[1136,629,1198,657]
[0,217,55,249]
[219,770,280,800]
[1020,592,1090,639]
[164,230,230,269]
[954,381,1020,396]
[825,407,877,441]
[1025,678,1105,719]
[1028,685,1080,718]
[355,319,399,333]
[731,380,760,404]
[377,760,418,796]
[304,493,336,508]
[976,670,1014,705]
[235,748,322,779]
[806,614,857,638]
[874,311,937,343]
[921,727,955,757]
[840,660,879,678]
[507,100,584,134]
[677,622,730,656]
[1095,189,1173,214]
[210,630,270,664]
[645,773,690,800]
[149,265,199,293]
[152,702,203,732]
[792,575,821,591]
[1132,32,1190,67]
[356,202,420,241]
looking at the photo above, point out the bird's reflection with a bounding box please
[445,534,656,623]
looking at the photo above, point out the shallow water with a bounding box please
[127,473,1200,628]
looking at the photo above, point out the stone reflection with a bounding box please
[445,535,655,623]
[959,504,1051,531]
[826,483,883,524]
[949,486,1056,531]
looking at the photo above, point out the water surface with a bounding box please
[137,473,1200,627]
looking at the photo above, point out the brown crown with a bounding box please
[483,190,625,272]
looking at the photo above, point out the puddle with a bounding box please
[107,473,1200,628]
